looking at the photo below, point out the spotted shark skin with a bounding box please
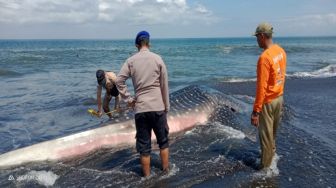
[0,86,217,168]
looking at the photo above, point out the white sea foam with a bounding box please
[16,170,59,186]
[185,130,195,135]
[206,155,225,164]
[290,64,336,78]
[220,46,234,54]
[253,154,280,178]
[139,163,179,182]
[222,78,256,83]
[158,163,179,179]
[222,64,336,83]
[213,122,246,139]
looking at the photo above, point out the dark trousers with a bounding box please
[135,111,169,155]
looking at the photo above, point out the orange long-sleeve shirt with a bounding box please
[253,44,287,112]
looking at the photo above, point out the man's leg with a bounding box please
[114,95,120,111]
[103,94,112,118]
[160,148,169,171]
[135,112,152,177]
[140,154,151,177]
[258,103,275,169]
[272,96,284,153]
[152,111,170,171]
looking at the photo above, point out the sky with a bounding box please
[0,0,335,39]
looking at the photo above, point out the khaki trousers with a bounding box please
[258,95,283,168]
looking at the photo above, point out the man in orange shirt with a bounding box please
[251,23,287,170]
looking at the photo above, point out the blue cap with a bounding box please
[135,31,150,45]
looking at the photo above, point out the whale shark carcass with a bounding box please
[0,86,218,168]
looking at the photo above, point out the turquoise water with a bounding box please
[1,37,335,87]
[0,37,336,187]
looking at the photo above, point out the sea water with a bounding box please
[0,37,335,187]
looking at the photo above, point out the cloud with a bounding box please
[0,0,98,24]
[96,0,217,25]
[279,13,336,27]
[194,4,210,14]
[0,0,217,25]
[270,13,336,36]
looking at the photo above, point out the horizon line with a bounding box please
[0,35,335,40]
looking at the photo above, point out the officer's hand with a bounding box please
[127,100,136,109]
[115,106,121,113]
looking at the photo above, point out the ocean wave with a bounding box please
[220,77,256,83]
[253,154,280,178]
[0,69,22,77]
[16,170,59,187]
[210,122,246,139]
[219,64,336,83]
[15,54,46,62]
[218,46,234,54]
[4,47,126,53]
[289,64,336,78]
[217,45,259,55]
[284,44,336,54]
